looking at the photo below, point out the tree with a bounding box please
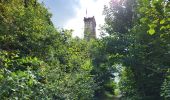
[45,37,95,100]
[0,50,49,99]
[102,0,170,99]
[161,69,170,100]
[89,39,117,99]
[0,0,96,99]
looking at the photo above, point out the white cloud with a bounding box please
[64,0,110,38]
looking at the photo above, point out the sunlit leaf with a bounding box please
[148,29,155,35]
[160,26,166,30]
[160,19,165,24]
[148,24,157,28]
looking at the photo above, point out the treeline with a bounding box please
[102,0,170,99]
[0,0,95,99]
[0,0,169,100]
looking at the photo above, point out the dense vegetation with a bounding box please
[0,0,169,100]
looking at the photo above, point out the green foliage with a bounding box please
[119,67,139,100]
[89,39,117,98]
[0,0,56,58]
[0,0,96,99]
[45,38,95,100]
[0,0,169,99]
[103,0,136,34]
[138,0,170,35]
[161,69,170,100]
[102,0,170,100]
[0,50,49,99]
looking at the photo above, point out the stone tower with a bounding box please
[84,16,96,41]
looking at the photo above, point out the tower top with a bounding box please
[84,16,96,27]
[83,16,96,41]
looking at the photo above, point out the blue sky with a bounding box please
[39,0,110,37]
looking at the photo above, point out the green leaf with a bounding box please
[28,78,34,86]
[160,26,166,30]
[168,18,170,21]
[166,25,170,29]
[17,71,26,77]
[140,18,147,23]
[139,7,146,13]
[160,19,165,24]
[11,72,17,77]
[148,24,157,28]
[148,29,155,35]
[0,74,3,80]
[153,19,159,23]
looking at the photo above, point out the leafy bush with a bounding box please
[161,69,170,100]
[0,50,49,99]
